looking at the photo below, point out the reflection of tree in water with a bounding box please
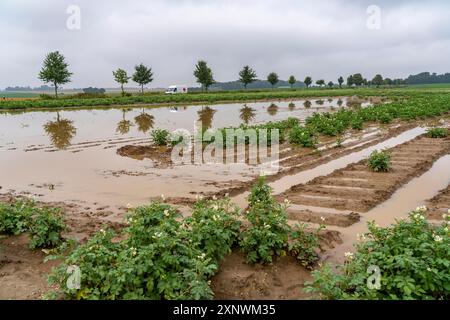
[288,102,296,111]
[197,106,217,129]
[44,112,77,150]
[239,104,256,124]
[116,109,134,135]
[134,109,154,133]
[267,103,278,116]
[304,100,312,109]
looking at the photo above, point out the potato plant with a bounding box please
[150,129,171,146]
[305,209,450,300]
[185,198,241,264]
[29,207,66,249]
[240,177,290,264]
[367,150,391,172]
[49,200,241,300]
[427,127,449,138]
[240,176,322,266]
[289,125,317,148]
[0,201,34,235]
[0,200,66,249]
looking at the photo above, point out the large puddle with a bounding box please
[0,97,370,208]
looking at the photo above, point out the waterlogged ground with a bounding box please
[0,97,371,210]
[0,95,449,300]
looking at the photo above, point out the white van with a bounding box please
[165,85,188,94]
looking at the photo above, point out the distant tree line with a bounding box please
[4,85,53,91]
[403,72,450,85]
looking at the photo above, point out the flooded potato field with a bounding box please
[0,97,372,210]
[0,95,449,301]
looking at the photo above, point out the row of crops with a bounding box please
[189,92,450,149]
[0,88,427,110]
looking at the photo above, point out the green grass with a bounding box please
[0,91,40,98]
[0,87,412,110]
[407,83,450,89]
[1,86,450,111]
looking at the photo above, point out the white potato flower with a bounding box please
[344,252,354,260]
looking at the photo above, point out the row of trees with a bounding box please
[113,64,153,95]
[37,51,404,97]
[346,73,404,88]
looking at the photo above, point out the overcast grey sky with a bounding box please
[1,0,449,89]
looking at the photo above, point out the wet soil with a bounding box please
[211,229,342,300]
[0,234,59,300]
[117,144,173,168]
[278,135,450,229]
[211,251,312,300]
[0,193,126,300]
[0,115,448,300]
[426,184,450,220]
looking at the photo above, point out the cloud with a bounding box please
[1,0,449,89]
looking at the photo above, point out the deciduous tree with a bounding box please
[38,51,72,98]
[288,75,296,89]
[267,72,279,89]
[194,60,214,92]
[113,68,131,95]
[132,63,153,94]
[304,76,312,88]
[239,65,257,89]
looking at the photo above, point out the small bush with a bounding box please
[29,208,66,249]
[351,117,363,130]
[305,209,450,300]
[39,93,55,100]
[289,223,322,269]
[427,127,449,138]
[289,126,317,148]
[240,176,290,264]
[186,198,241,264]
[48,201,234,300]
[240,177,322,266]
[367,150,391,172]
[0,201,34,235]
[151,129,171,146]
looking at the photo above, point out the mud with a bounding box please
[211,251,312,300]
[211,229,342,300]
[426,184,450,220]
[0,192,129,300]
[0,234,59,300]
[117,144,173,168]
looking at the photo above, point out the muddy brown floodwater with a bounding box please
[0,97,370,211]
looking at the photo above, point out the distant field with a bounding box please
[0,91,40,98]
[407,83,450,88]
